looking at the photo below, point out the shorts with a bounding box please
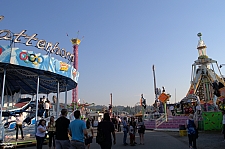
[138,129,145,134]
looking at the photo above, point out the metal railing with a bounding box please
[155,114,166,128]
[144,113,167,129]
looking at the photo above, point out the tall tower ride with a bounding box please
[184,33,225,111]
[71,38,81,104]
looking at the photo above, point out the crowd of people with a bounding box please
[15,97,225,149]
[13,105,225,149]
[121,116,146,146]
[95,114,146,148]
[31,108,147,149]
[35,109,94,149]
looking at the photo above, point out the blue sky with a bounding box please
[1,1,225,106]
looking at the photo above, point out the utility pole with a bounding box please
[152,65,158,103]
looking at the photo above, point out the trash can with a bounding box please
[179,130,187,136]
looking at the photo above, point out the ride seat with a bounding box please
[8,122,16,131]
[31,118,36,125]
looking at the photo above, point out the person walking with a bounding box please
[85,120,94,149]
[97,113,116,149]
[137,117,145,145]
[186,114,198,149]
[112,116,118,131]
[47,116,56,149]
[55,109,70,149]
[122,117,128,146]
[36,119,47,149]
[15,112,24,141]
[69,110,88,149]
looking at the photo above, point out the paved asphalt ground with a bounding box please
[25,130,188,149]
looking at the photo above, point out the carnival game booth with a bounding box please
[180,94,223,131]
[0,45,79,146]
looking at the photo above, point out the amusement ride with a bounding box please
[0,15,80,147]
[145,33,225,131]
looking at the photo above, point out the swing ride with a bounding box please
[0,16,79,147]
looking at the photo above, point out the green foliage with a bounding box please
[69,102,79,111]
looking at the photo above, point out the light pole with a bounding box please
[152,65,158,103]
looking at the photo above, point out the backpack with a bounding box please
[187,120,196,135]
[96,128,105,144]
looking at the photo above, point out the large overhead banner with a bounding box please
[0,45,79,82]
[0,29,74,62]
